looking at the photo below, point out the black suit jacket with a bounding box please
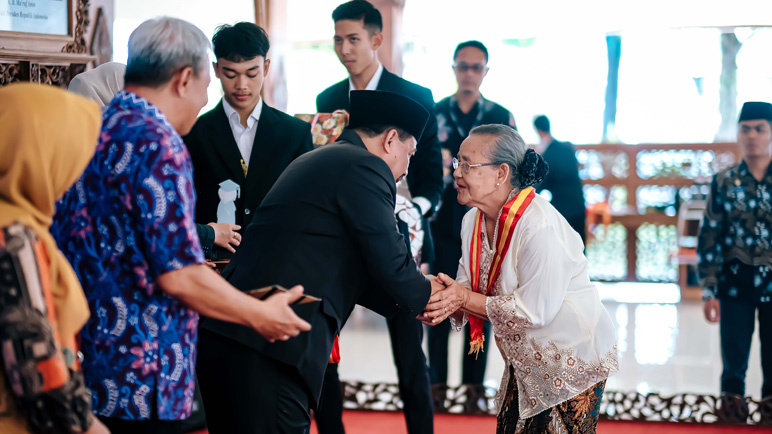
[536,139,586,232]
[316,69,443,210]
[200,130,431,406]
[183,100,313,258]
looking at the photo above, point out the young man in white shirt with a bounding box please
[184,22,313,261]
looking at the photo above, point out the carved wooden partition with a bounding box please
[0,0,113,88]
[576,142,741,293]
[342,381,772,425]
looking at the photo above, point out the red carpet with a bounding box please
[191,411,770,433]
[309,411,770,433]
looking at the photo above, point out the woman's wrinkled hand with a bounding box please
[417,273,469,325]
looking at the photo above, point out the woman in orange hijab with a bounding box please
[0,84,109,434]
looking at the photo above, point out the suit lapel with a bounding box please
[244,104,280,210]
[210,101,247,184]
[332,79,351,111]
[375,68,395,92]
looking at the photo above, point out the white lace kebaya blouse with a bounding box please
[451,192,618,419]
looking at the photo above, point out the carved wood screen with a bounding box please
[577,142,741,295]
[0,0,107,88]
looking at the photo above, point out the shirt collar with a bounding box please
[222,97,263,129]
[113,90,173,132]
[538,135,554,153]
[449,94,484,113]
[739,159,772,183]
[349,62,384,92]
[338,129,367,149]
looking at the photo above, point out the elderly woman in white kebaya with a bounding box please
[420,124,618,434]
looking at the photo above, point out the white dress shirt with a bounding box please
[348,62,384,92]
[222,98,263,167]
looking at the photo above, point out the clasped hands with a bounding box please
[417,273,469,326]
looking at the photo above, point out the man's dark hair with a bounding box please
[354,124,412,142]
[212,22,270,62]
[453,40,489,61]
[533,115,551,133]
[332,0,383,34]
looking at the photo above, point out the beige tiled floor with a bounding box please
[337,290,765,400]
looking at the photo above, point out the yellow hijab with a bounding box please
[0,83,100,340]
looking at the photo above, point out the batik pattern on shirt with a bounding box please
[697,161,772,303]
[52,91,205,420]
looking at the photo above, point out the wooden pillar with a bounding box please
[626,146,638,282]
[255,0,288,110]
[371,0,404,75]
[254,0,268,28]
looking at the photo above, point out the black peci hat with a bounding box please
[738,101,772,123]
[348,90,429,142]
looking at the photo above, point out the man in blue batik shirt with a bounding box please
[52,17,310,434]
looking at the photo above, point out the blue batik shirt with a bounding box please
[52,91,205,420]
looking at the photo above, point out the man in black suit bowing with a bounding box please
[315,3,442,433]
[184,22,313,260]
[196,90,452,434]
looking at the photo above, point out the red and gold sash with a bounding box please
[468,187,535,358]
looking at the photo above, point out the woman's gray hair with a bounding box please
[125,17,210,88]
[470,124,528,189]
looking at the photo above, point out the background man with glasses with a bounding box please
[429,40,517,406]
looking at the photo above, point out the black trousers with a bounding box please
[316,312,434,434]
[386,311,434,433]
[196,329,311,434]
[98,417,184,434]
[427,320,491,385]
[719,298,772,398]
[315,363,346,434]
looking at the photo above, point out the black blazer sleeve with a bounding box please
[195,223,215,256]
[315,92,328,113]
[539,142,573,192]
[316,80,348,113]
[182,121,216,226]
[406,86,443,211]
[336,160,431,315]
[297,128,313,158]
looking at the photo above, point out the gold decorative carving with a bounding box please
[31,64,68,87]
[62,0,91,55]
[0,63,22,86]
[90,8,112,66]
